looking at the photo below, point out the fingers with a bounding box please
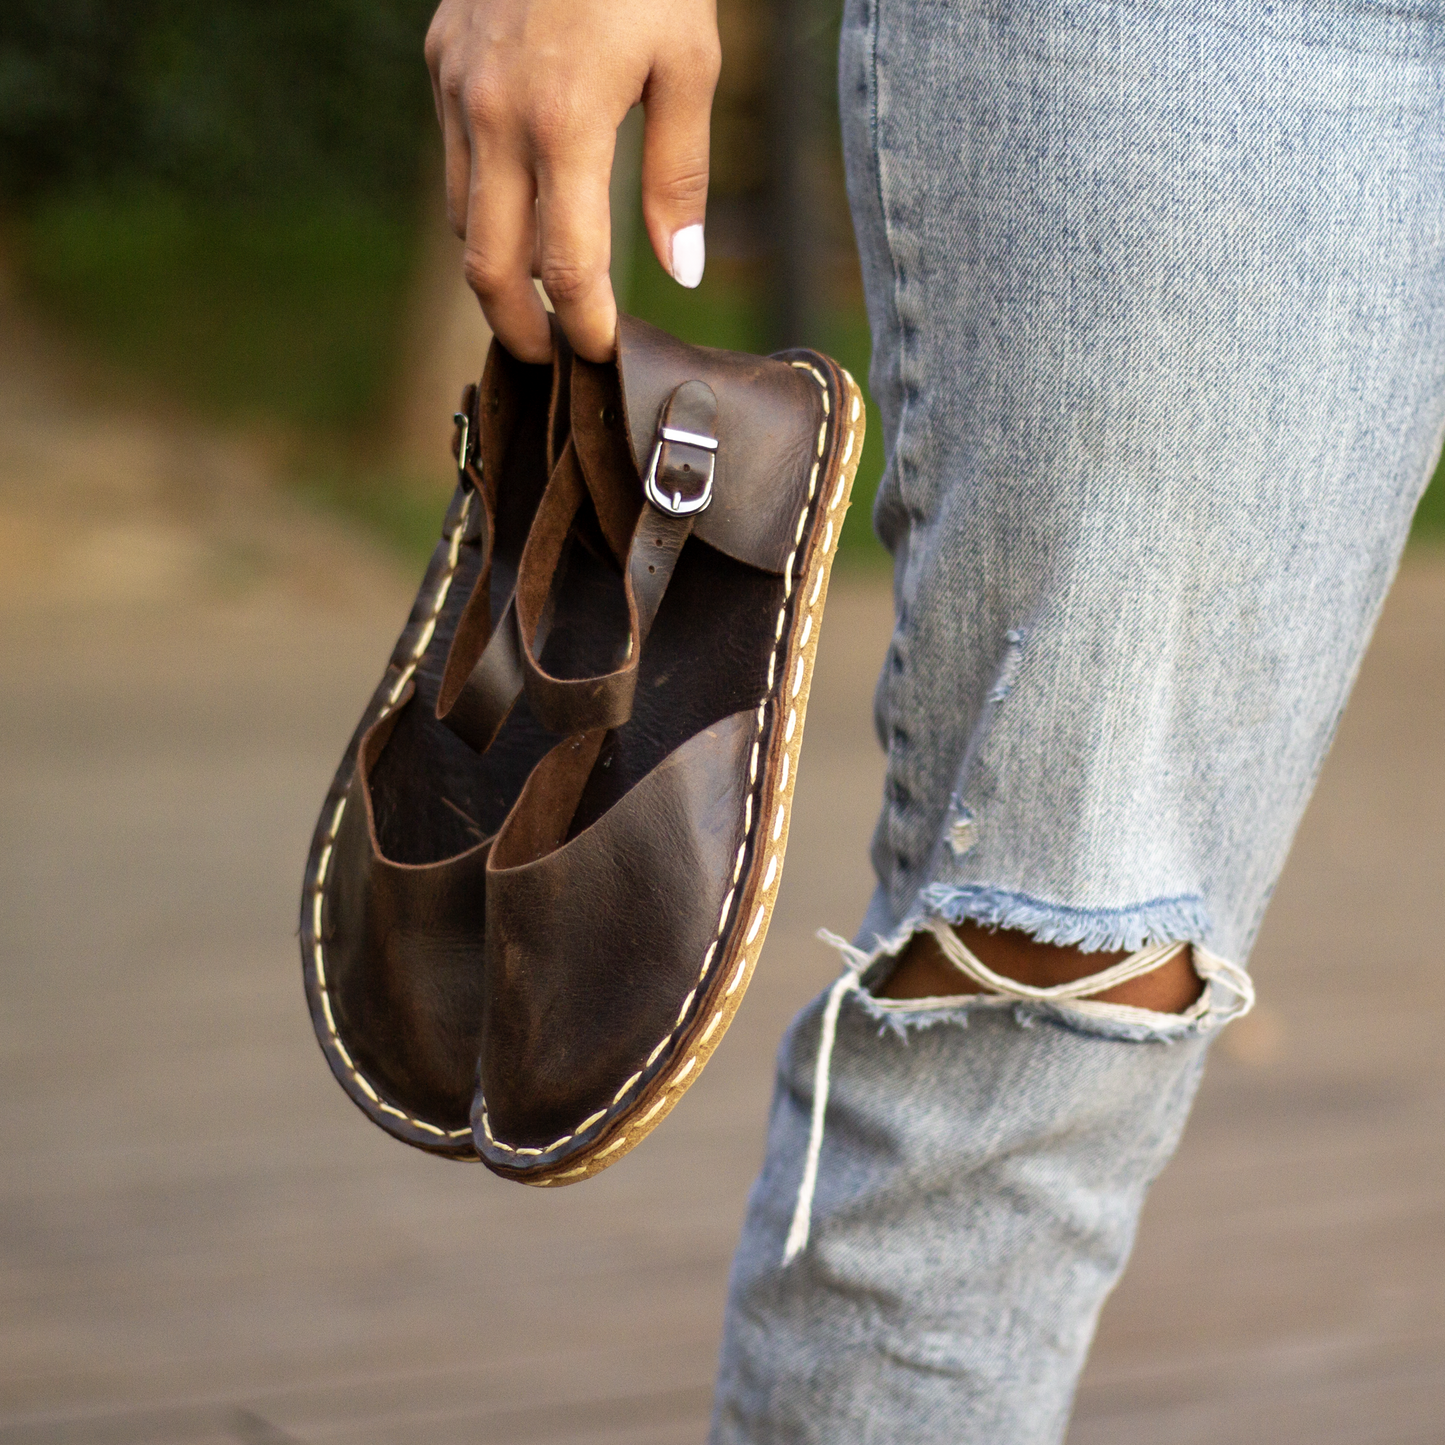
[424,7,471,238]
[424,0,721,363]
[640,35,720,288]
[534,126,619,362]
[463,145,553,363]
[439,85,473,239]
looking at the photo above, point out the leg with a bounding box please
[711,988,1211,1445]
[713,0,1445,1438]
[878,924,1203,1014]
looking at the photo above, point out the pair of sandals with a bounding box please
[300,314,864,1185]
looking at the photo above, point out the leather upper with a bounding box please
[479,712,754,1151]
[305,307,850,1177]
[326,704,491,1129]
[615,314,823,575]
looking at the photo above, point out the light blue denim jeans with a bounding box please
[711,0,1445,1439]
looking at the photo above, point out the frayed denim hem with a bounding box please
[919,883,1214,955]
[850,988,1234,1044]
[823,907,1254,1045]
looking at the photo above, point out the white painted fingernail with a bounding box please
[670,225,705,288]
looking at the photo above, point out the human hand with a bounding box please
[425,0,720,363]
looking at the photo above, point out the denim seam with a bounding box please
[871,0,911,516]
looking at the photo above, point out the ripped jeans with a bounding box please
[711,0,1445,1438]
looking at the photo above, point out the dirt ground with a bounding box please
[1,293,1442,1444]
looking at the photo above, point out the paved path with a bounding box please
[1,307,1442,1442]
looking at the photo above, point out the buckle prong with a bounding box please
[644,427,717,516]
[454,410,472,476]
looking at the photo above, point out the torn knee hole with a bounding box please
[877,918,1203,1015]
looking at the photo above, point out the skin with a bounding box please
[879,922,1203,1013]
[424,0,721,363]
[427,1,1201,1016]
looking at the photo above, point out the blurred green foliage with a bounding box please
[1413,459,1445,542]
[1,0,436,431]
[0,0,436,203]
[22,194,416,426]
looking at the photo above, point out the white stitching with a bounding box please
[745,905,766,945]
[478,364,860,1167]
[675,989,697,1026]
[307,491,479,1147]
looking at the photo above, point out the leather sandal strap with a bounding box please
[627,507,692,644]
[514,442,638,735]
[433,380,500,741]
[437,595,526,752]
[438,332,571,753]
[628,380,718,637]
[516,381,718,737]
[440,511,571,753]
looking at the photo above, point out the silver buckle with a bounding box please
[644,426,717,516]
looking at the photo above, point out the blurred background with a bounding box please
[1,4,1441,1443]
[0,0,887,564]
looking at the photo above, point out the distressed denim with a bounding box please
[712,0,1445,1439]
[712,989,1212,1444]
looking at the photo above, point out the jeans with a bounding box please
[711,0,1445,1438]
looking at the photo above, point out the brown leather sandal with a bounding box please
[300,327,589,1157]
[472,316,865,1184]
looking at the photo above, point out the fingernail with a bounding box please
[670,225,705,288]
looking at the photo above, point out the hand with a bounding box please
[425,0,720,363]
